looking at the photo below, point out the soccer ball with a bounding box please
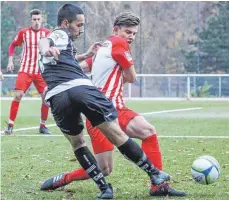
[191,155,220,185]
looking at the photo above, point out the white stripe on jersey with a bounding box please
[35,31,41,74]
[117,86,124,109]
[23,30,30,73]
[104,66,119,98]
[29,30,35,74]
[113,76,123,109]
[41,31,46,38]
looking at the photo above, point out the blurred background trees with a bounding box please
[183,2,229,73]
[1,1,229,74]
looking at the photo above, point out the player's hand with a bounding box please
[0,71,4,81]
[45,46,60,60]
[85,42,102,57]
[7,60,14,72]
[39,38,60,60]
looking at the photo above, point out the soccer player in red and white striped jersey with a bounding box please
[5,9,51,135]
[41,12,185,197]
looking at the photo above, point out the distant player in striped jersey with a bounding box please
[41,12,186,197]
[5,9,51,135]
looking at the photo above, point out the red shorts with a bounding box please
[86,107,139,154]
[15,72,47,93]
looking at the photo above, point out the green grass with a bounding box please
[1,100,229,199]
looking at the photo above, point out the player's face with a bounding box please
[31,14,42,30]
[68,14,84,41]
[114,26,138,44]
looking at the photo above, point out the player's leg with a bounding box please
[96,121,170,185]
[66,119,114,183]
[40,119,114,190]
[40,89,113,199]
[5,72,32,134]
[88,119,114,177]
[123,110,186,196]
[123,113,162,170]
[81,86,170,187]
[33,74,51,134]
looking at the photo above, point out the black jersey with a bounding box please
[39,28,93,100]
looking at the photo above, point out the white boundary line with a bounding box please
[141,107,202,115]
[1,107,202,134]
[1,97,229,101]
[0,124,56,133]
[1,134,229,139]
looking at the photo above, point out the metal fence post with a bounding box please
[219,76,221,97]
[128,83,132,98]
[187,75,190,99]
[168,77,171,97]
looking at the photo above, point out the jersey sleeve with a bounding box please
[85,57,93,70]
[12,30,24,46]
[45,29,51,36]
[48,30,68,50]
[111,41,133,70]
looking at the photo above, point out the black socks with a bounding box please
[118,138,159,177]
[74,146,108,191]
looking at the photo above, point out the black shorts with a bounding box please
[49,85,118,135]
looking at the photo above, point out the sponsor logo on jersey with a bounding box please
[124,51,132,61]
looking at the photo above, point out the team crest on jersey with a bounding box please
[124,51,132,61]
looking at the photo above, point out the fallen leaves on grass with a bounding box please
[62,192,74,200]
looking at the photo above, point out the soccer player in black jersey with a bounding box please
[39,4,170,199]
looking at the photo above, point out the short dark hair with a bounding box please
[114,12,140,27]
[30,9,42,17]
[57,4,84,26]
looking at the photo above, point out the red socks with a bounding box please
[40,104,49,127]
[65,168,90,183]
[142,134,164,191]
[9,100,20,124]
[142,134,163,170]
[41,104,49,122]
[9,101,49,128]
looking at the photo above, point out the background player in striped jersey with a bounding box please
[5,9,51,135]
[41,12,185,197]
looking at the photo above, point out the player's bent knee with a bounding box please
[101,166,113,176]
[140,125,157,138]
[149,125,157,135]
[64,133,86,151]
[14,91,24,101]
[97,121,128,146]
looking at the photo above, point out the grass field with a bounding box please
[1,100,229,200]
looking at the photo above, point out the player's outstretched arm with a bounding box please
[76,42,102,62]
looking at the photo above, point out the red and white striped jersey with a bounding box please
[12,27,50,74]
[90,36,133,109]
